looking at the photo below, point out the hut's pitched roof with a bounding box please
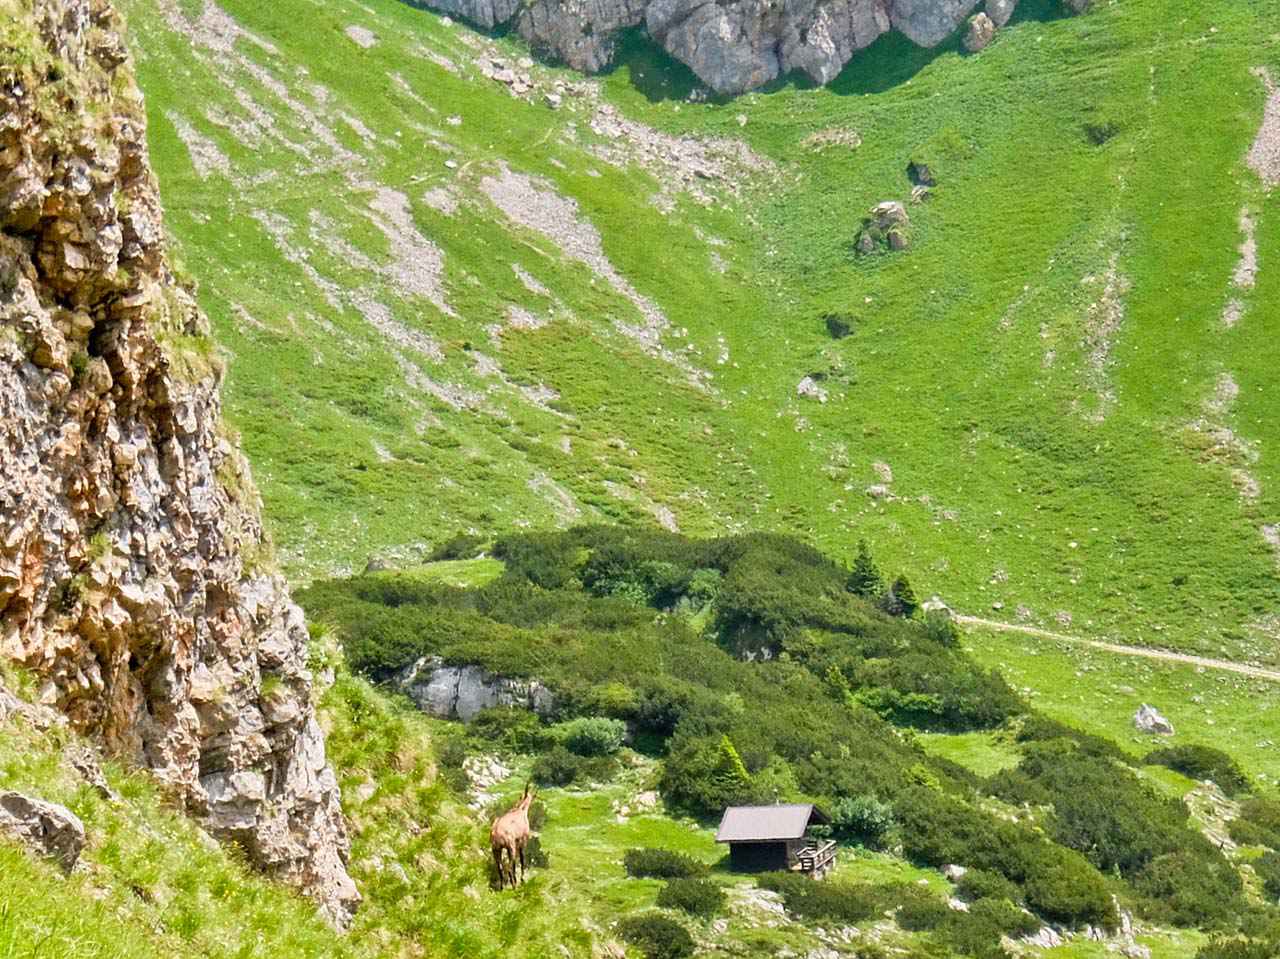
[714,804,828,843]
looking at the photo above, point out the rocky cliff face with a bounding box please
[425,0,1089,94]
[0,0,357,926]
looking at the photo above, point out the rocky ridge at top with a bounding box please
[0,0,356,925]
[423,0,1091,95]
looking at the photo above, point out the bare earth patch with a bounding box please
[1247,67,1280,188]
[367,187,454,316]
[166,111,231,179]
[344,25,377,49]
[480,165,709,387]
[1079,254,1130,421]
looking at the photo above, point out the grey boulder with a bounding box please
[0,791,86,872]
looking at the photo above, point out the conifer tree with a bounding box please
[847,540,883,597]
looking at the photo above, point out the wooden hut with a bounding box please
[714,804,836,877]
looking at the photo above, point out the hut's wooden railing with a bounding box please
[795,840,837,875]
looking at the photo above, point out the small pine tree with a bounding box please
[847,540,883,597]
[893,575,919,617]
[711,735,753,805]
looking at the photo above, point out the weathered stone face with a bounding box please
[423,0,1088,94]
[0,0,355,927]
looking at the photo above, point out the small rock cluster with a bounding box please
[856,201,911,254]
[1133,703,1175,735]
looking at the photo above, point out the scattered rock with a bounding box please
[1022,926,1064,948]
[797,375,829,403]
[942,863,968,880]
[0,792,86,872]
[1133,703,1175,735]
[963,12,995,52]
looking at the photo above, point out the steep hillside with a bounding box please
[126,0,1280,668]
[0,0,352,921]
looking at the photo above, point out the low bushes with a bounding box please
[1252,851,1280,899]
[623,848,708,879]
[989,738,1243,926]
[894,785,1115,927]
[656,878,725,917]
[555,716,626,757]
[757,873,882,924]
[530,746,615,787]
[829,794,896,847]
[1230,796,1280,850]
[1145,744,1251,797]
[616,913,695,959]
[955,869,1021,904]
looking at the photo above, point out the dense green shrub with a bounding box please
[955,869,1022,904]
[556,716,626,757]
[893,886,951,931]
[1196,938,1280,959]
[656,878,726,917]
[469,708,550,752]
[830,794,895,846]
[531,746,584,786]
[659,734,764,815]
[991,738,1236,896]
[616,914,695,959]
[1145,744,1251,797]
[623,848,709,879]
[1253,852,1280,899]
[428,533,487,561]
[940,898,1041,958]
[1229,819,1280,850]
[1236,796,1280,850]
[1132,851,1243,927]
[894,786,1114,926]
[757,873,883,924]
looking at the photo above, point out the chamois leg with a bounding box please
[518,840,526,884]
[493,846,506,890]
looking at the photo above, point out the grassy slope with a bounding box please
[125,0,1280,665]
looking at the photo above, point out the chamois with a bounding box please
[490,782,536,890]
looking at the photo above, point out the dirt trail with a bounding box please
[955,615,1280,683]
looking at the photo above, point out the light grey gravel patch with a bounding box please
[166,111,231,179]
[1232,208,1258,290]
[505,304,546,331]
[480,165,710,389]
[528,471,583,524]
[1248,67,1280,188]
[367,187,455,317]
[422,186,459,215]
[513,264,550,297]
[345,25,378,48]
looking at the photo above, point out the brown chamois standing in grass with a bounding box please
[490,782,535,890]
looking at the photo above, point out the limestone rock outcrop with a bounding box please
[426,0,1087,94]
[0,0,356,926]
[393,656,555,721]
